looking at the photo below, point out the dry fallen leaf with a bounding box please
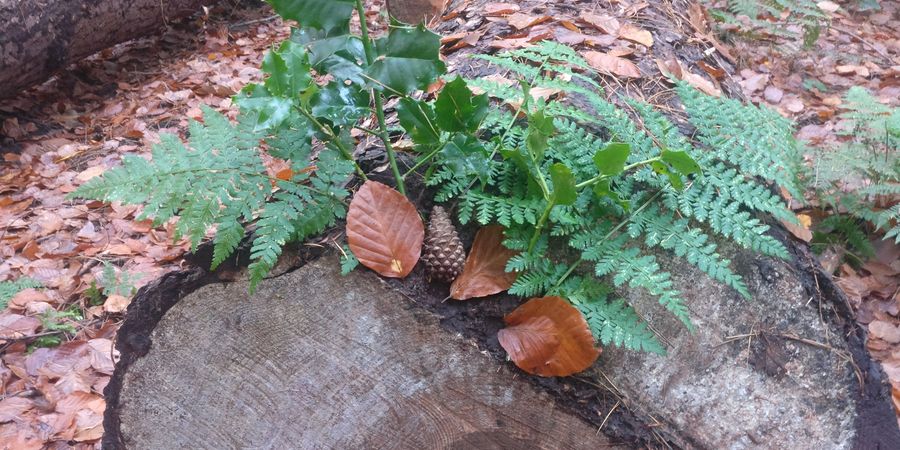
[498,296,601,377]
[871,321,900,344]
[507,13,551,30]
[484,2,520,16]
[584,51,641,79]
[450,225,518,300]
[618,23,653,47]
[580,12,620,35]
[781,213,812,242]
[74,166,105,183]
[656,58,721,97]
[346,180,424,278]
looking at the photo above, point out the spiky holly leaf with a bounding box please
[268,0,355,34]
[550,163,577,205]
[310,81,370,127]
[367,24,446,95]
[593,142,630,176]
[433,76,489,133]
[397,97,440,145]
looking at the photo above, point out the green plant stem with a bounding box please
[575,157,661,189]
[403,145,444,178]
[527,200,554,252]
[295,106,367,180]
[355,0,405,195]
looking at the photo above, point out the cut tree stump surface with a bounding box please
[114,256,620,449]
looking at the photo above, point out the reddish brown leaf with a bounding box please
[346,181,423,278]
[498,296,601,377]
[583,51,641,78]
[484,2,520,16]
[618,23,653,47]
[507,13,552,30]
[580,12,620,35]
[450,225,518,300]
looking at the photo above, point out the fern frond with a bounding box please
[574,231,693,329]
[630,205,751,298]
[0,277,43,310]
[676,82,805,200]
[576,296,666,354]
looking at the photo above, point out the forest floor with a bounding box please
[0,0,898,447]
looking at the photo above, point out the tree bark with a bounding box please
[386,0,445,25]
[0,0,217,99]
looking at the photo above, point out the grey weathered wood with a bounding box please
[595,242,865,448]
[116,256,619,449]
[0,0,217,99]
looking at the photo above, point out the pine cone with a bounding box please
[422,206,466,283]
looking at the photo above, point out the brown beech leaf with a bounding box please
[618,23,653,47]
[583,51,641,78]
[580,12,620,35]
[498,296,601,377]
[450,225,517,300]
[346,181,424,278]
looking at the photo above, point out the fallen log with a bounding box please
[102,0,900,447]
[108,256,623,449]
[104,232,900,448]
[0,0,218,99]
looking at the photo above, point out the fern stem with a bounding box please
[553,257,583,291]
[355,0,405,195]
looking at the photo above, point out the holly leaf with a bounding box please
[346,181,424,278]
[498,296,601,377]
[440,134,493,186]
[261,40,313,97]
[367,24,446,95]
[451,225,518,300]
[433,77,489,133]
[593,142,630,176]
[292,29,367,86]
[550,163,577,205]
[234,84,293,131]
[592,179,628,210]
[660,150,701,175]
[310,81,370,126]
[268,0,355,34]
[525,110,555,161]
[397,98,440,145]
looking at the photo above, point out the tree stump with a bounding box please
[106,256,620,449]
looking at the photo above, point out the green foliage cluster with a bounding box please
[709,0,829,49]
[73,0,445,289]
[405,42,801,353]
[0,277,42,310]
[808,86,899,256]
[71,0,804,355]
[30,307,83,350]
[85,262,142,305]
